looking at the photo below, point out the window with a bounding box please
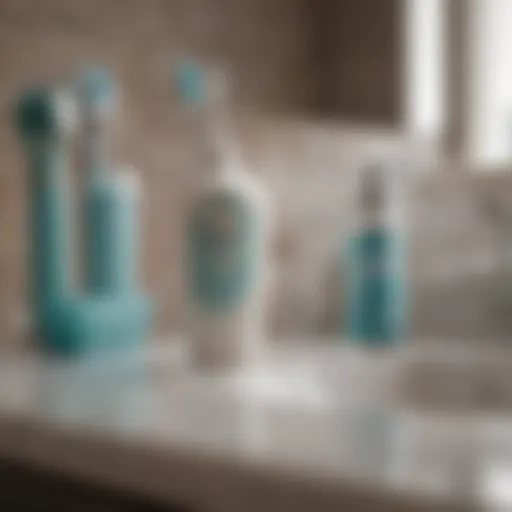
[405,0,512,170]
[404,0,445,139]
[465,0,512,167]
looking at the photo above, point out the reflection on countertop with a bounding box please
[0,339,511,511]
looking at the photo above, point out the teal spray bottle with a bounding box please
[345,162,407,346]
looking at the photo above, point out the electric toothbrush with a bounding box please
[78,68,140,295]
[14,85,77,339]
[14,73,153,355]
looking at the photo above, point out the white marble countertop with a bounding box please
[0,339,512,511]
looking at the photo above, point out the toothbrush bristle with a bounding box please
[175,60,205,105]
[80,66,116,110]
[14,86,66,140]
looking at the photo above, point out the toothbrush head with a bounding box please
[174,60,206,106]
[79,66,116,115]
[14,85,77,142]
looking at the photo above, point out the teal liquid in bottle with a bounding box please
[346,226,405,345]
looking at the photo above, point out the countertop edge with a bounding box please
[0,414,471,512]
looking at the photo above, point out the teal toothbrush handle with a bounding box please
[85,174,138,294]
[28,145,70,327]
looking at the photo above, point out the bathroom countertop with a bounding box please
[0,339,512,511]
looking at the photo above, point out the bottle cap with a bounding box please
[359,163,387,212]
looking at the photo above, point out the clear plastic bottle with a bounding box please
[176,61,271,368]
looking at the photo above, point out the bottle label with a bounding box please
[188,191,258,311]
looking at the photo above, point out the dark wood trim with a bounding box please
[0,458,191,512]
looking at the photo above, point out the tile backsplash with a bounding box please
[1,0,512,346]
